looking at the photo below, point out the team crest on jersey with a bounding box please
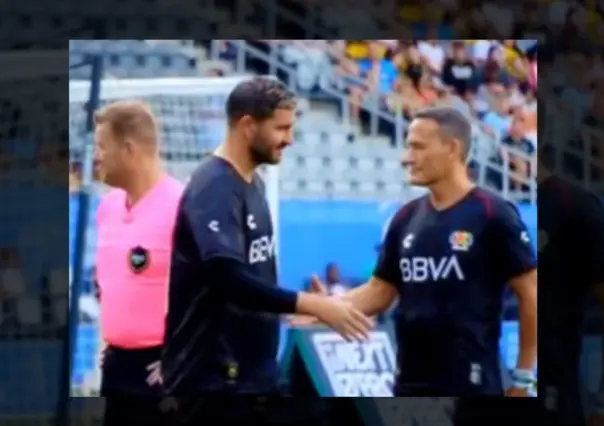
[449,231,473,252]
[128,246,150,273]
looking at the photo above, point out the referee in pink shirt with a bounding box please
[93,100,183,425]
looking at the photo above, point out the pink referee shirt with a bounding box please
[96,174,184,348]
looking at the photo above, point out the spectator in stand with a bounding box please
[415,72,439,106]
[500,111,535,190]
[474,46,512,116]
[417,36,445,75]
[393,42,424,86]
[482,85,513,139]
[507,81,527,110]
[324,263,350,297]
[389,77,423,119]
[480,45,512,87]
[521,98,538,149]
[501,40,528,83]
[344,40,386,61]
[471,39,497,66]
[441,41,478,100]
[432,79,474,119]
[347,41,398,124]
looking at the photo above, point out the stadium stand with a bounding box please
[69,39,538,201]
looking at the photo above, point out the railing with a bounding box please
[266,40,501,152]
[211,40,407,145]
[490,144,537,202]
[210,40,538,202]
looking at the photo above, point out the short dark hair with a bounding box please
[414,106,472,159]
[225,77,296,125]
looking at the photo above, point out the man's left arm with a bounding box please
[508,270,538,371]
[493,202,538,392]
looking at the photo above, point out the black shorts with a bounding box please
[101,345,163,425]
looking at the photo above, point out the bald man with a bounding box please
[93,100,184,425]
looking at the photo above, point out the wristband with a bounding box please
[511,369,536,389]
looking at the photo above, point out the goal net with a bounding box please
[68,76,281,396]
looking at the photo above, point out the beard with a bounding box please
[250,134,279,166]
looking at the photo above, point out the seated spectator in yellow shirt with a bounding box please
[502,40,528,81]
[346,41,387,60]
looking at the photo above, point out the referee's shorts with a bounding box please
[101,345,164,426]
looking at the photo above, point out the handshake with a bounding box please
[286,275,373,342]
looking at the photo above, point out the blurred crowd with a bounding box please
[219,39,538,188]
[337,39,537,189]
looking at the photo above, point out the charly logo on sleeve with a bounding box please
[311,330,396,396]
[129,246,150,273]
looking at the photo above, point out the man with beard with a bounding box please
[161,77,372,426]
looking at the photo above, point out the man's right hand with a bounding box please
[304,295,373,341]
[287,274,328,327]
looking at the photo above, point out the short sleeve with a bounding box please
[576,194,604,285]
[373,217,402,286]
[182,185,246,263]
[491,202,537,281]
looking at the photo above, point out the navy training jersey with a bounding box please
[162,156,280,394]
[539,175,604,424]
[374,187,536,395]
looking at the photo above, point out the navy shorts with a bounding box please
[101,345,164,425]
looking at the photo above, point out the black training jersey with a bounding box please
[162,156,280,394]
[374,187,536,395]
[539,175,604,422]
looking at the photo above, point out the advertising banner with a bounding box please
[286,323,397,397]
[284,321,526,398]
